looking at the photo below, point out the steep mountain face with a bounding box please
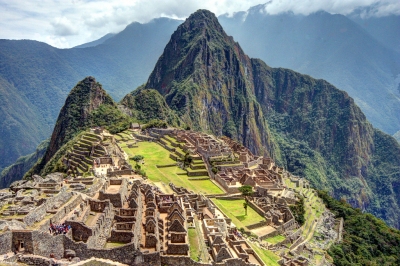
[0,18,181,171]
[251,59,400,227]
[138,9,400,228]
[145,10,274,155]
[218,7,400,135]
[30,76,131,175]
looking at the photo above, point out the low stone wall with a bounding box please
[63,236,140,265]
[18,255,51,266]
[248,200,266,218]
[133,133,154,142]
[107,169,133,177]
[187,170,208,176]
[247,221,268,230]
[160,256,210,266]
[156,164,177,168]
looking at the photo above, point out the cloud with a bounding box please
[0,0,399,48]
[261,0,400,16]
[51,18,79,36]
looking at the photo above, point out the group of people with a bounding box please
[49,223,71,235]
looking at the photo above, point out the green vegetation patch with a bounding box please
[265,235,285,244]
[188,228,201,261]
[318,190,400,266]
[211,198,265,227]
[248,242,280,266]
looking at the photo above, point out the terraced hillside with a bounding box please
[63,132,106,176]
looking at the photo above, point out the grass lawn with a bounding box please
[249,242,280,266]
[188,228,201,261]
[120,141,223,195]
[211,198,265,228]
[265,234,285,244]
[104,242,126,248]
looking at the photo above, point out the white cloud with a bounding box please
[0,0,398,48]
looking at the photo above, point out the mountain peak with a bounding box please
[180,9,226,36]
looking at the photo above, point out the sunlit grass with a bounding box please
[211,198,264,227]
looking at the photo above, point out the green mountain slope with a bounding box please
[318,190,400,265]
[218,8,400,135]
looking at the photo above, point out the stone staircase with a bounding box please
[63,132,107,176]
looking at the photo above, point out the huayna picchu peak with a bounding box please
[0,7,399,266]
[145,9,275,157]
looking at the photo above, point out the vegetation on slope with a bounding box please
[317,190,400,265]
[120,87,182,127]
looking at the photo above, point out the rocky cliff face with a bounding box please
[138,10,400,228]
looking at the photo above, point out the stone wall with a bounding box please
[0,231,12,254]
[23,188,72,226]
[32,231,65,259]
[108,230,134,243]
[107,169,133,177]
[39,194,83,232]
[63,236,138,265]
[12,230,33,254]
[98,179,128,208]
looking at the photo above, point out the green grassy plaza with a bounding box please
[119,140,223,195]
[211,198,265,227]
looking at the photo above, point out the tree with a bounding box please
[243,202,248,216]
[183,152,193,168]
[131,155,144,165]
[238,185,253,202]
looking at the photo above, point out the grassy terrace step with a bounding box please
[79,138,95,146]
[74,145,90,152]
[77,142,92,149]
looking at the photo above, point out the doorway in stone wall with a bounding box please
[17,240,24,252]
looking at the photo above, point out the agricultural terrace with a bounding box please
[211,198,264,228]
[119,140,223,195]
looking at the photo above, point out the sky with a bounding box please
[1,0,399,48]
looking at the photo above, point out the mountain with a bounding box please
[126,9,400,229]
[347,9,400,53]
[28,76,132,176]
[74,33,116,48]
[144,11,275,155]
[0,139,48,188]
[218,6,400,135]
[0,18,181,171]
